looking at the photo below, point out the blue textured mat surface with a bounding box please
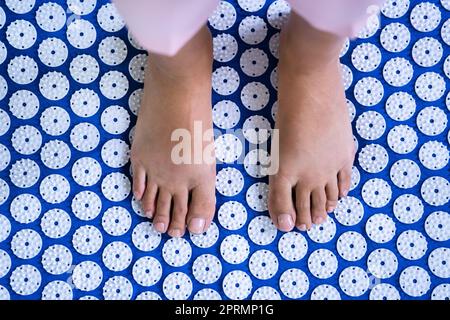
[0,0,449,300]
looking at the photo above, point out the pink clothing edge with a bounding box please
[289,0,384,38]
[113,0,385,56]
[113,0,220,56]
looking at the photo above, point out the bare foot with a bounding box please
[268,13,356,232]
[131,27,216,237]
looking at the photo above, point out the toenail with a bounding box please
[327,206,335,213]
[154,222,165,232]
[314,217,324,224]
[277,214,293,230]
[145,210,153,218]
[297,224,307,231]
[189,218,205,234]
[170,229,182,238]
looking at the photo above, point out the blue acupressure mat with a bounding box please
[0,0,449,300]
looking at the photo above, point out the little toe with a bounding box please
[132,165,146,200]
[311,188,327,225]
[168,190,188,238]
[338,167,352,197]
[141,181,158,218]
[294,185,312,231]
[268,177,296,232]
[187,184,215,234]
[153,189,172,233]
[325,180,339,213]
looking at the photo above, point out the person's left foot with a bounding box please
[268,13,356,232]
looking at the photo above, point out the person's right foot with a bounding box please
[131,27,216,238]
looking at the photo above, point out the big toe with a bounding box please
[187,185,216,234]
[268,177,296,232]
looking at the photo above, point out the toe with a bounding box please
[338,167,352,197]
[141,181,158,218]
[132,165,146,200]
[325,179,339,213]
[153,189,172,233]
[294,185,312,231]
[268,177,296,232]
[187,184,215,234]
[168,190,188,238]
[311,188,327,225]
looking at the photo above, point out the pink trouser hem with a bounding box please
[113,0,384,55]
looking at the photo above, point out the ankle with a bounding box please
[148,26,212,81]
[279,12,344,74]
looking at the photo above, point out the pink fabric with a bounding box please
[289,0,384,38]
[113,0,220,56]
[113,0,385,56]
